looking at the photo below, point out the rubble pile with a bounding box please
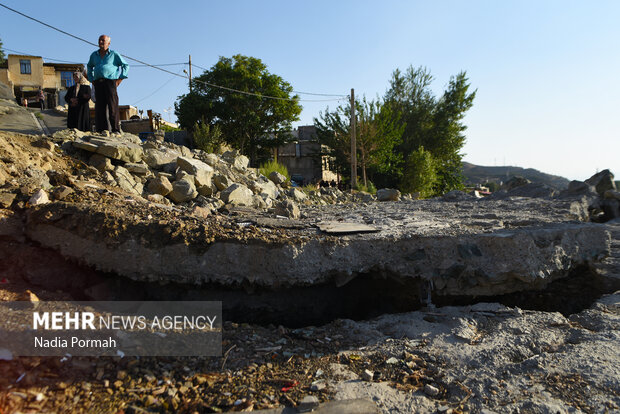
[49,128,361,218]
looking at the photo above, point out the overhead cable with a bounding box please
[0,3,346,102]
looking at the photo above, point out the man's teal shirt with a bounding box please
[87,49,129,81]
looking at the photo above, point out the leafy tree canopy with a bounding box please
[385,66,476,194]
[0,38,6,64]
[314,96,403,188]
[175,55,302,161]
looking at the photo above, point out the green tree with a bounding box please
[385,66,475,194]
[401,146,437,198]
[0,37,6,64]
[192,117,224,154]
[175,55,302,162]
[315,96,403,187]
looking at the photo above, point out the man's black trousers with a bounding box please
[94,79,120,132]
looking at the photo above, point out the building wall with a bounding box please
[7,55,44,89]
[43,66,59,90]
[0,69,11,90]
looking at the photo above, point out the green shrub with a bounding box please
[193,119,223,154]
[259,160,290,180]
[400,146,437,198]
[34,111,43,120]
[355,180,377,194]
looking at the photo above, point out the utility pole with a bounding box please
[350,88,357,190]
[188,55,193,92]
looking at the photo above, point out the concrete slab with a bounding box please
[317,221,379,234]
[23,196,610,298]
[221,398,379,414]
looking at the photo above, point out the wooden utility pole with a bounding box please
[350,88,357,190]
[188,55,193,92]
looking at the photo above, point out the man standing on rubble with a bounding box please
[86,34,128,133]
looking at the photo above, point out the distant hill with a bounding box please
[461,162,571,190]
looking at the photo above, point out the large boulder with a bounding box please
[143,148,179,169]
[286,187,308,202]
[376,188,401,202]
[168,178,198,203]
[250,177,280,200]
[559,180,598,198]
[507,183,558,198]
[89,154,113,173]
[95,138,143,163]
[220,183,254,206]
[268,171,288,186]
[176,156,214,188]
[502,176,530,191]
[585,169,616,196]
[221,150,249,169]
[274,200,301,219]
[147,176,173,196]
[112,166,143,196]
[213,175,232,191]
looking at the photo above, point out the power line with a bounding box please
[0,3,346,102]
[191,62,347,97]
[132,70,184,105]
[3,47,185,68]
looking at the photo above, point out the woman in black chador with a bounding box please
[65,71,91,131]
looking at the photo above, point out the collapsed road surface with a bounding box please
[0,115,619,412]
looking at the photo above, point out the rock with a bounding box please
[46,170,73,187]
[232,154,250,170]
[0,192,16,208]
[559,180,597,198]
[424,383,440,397]
[124,162,150,175]
[201,153,220,167]
[51,185,74,200]
[287,187,308,202]
[147,176,173,196]
[251,178,280,199]
[24,166,52,190]
[275,200,300,219]
[442,190,476,201]
[268,171,288,186]
[113,166,143,196]
[197,184,215,197]
[376,188,401,201]
[89,154,113,173]
[18,289,40,302]
[310,380,326,391]
[190,206,211,218]
[298,396,319,413]
[169,178,198,203]
[507,182,558,198]
[361,369,374,381]
[96,139,143,162]
[503,176,531,190]
[604,189,620,201]
[221,150,240,164]
[213,175,231,191]
[72,140,99,152]
[29,189,49,206]
[142,148,179,169]
[585,169,616,196]
[176,156,214,187]
[220,183,254,206]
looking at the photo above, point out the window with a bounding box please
[20,59,31,74]
[61,71,74,87]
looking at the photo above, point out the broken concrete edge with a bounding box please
[219,398,380,414]
[22,210,610,296]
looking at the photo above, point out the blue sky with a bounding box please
[1,0,618,181]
